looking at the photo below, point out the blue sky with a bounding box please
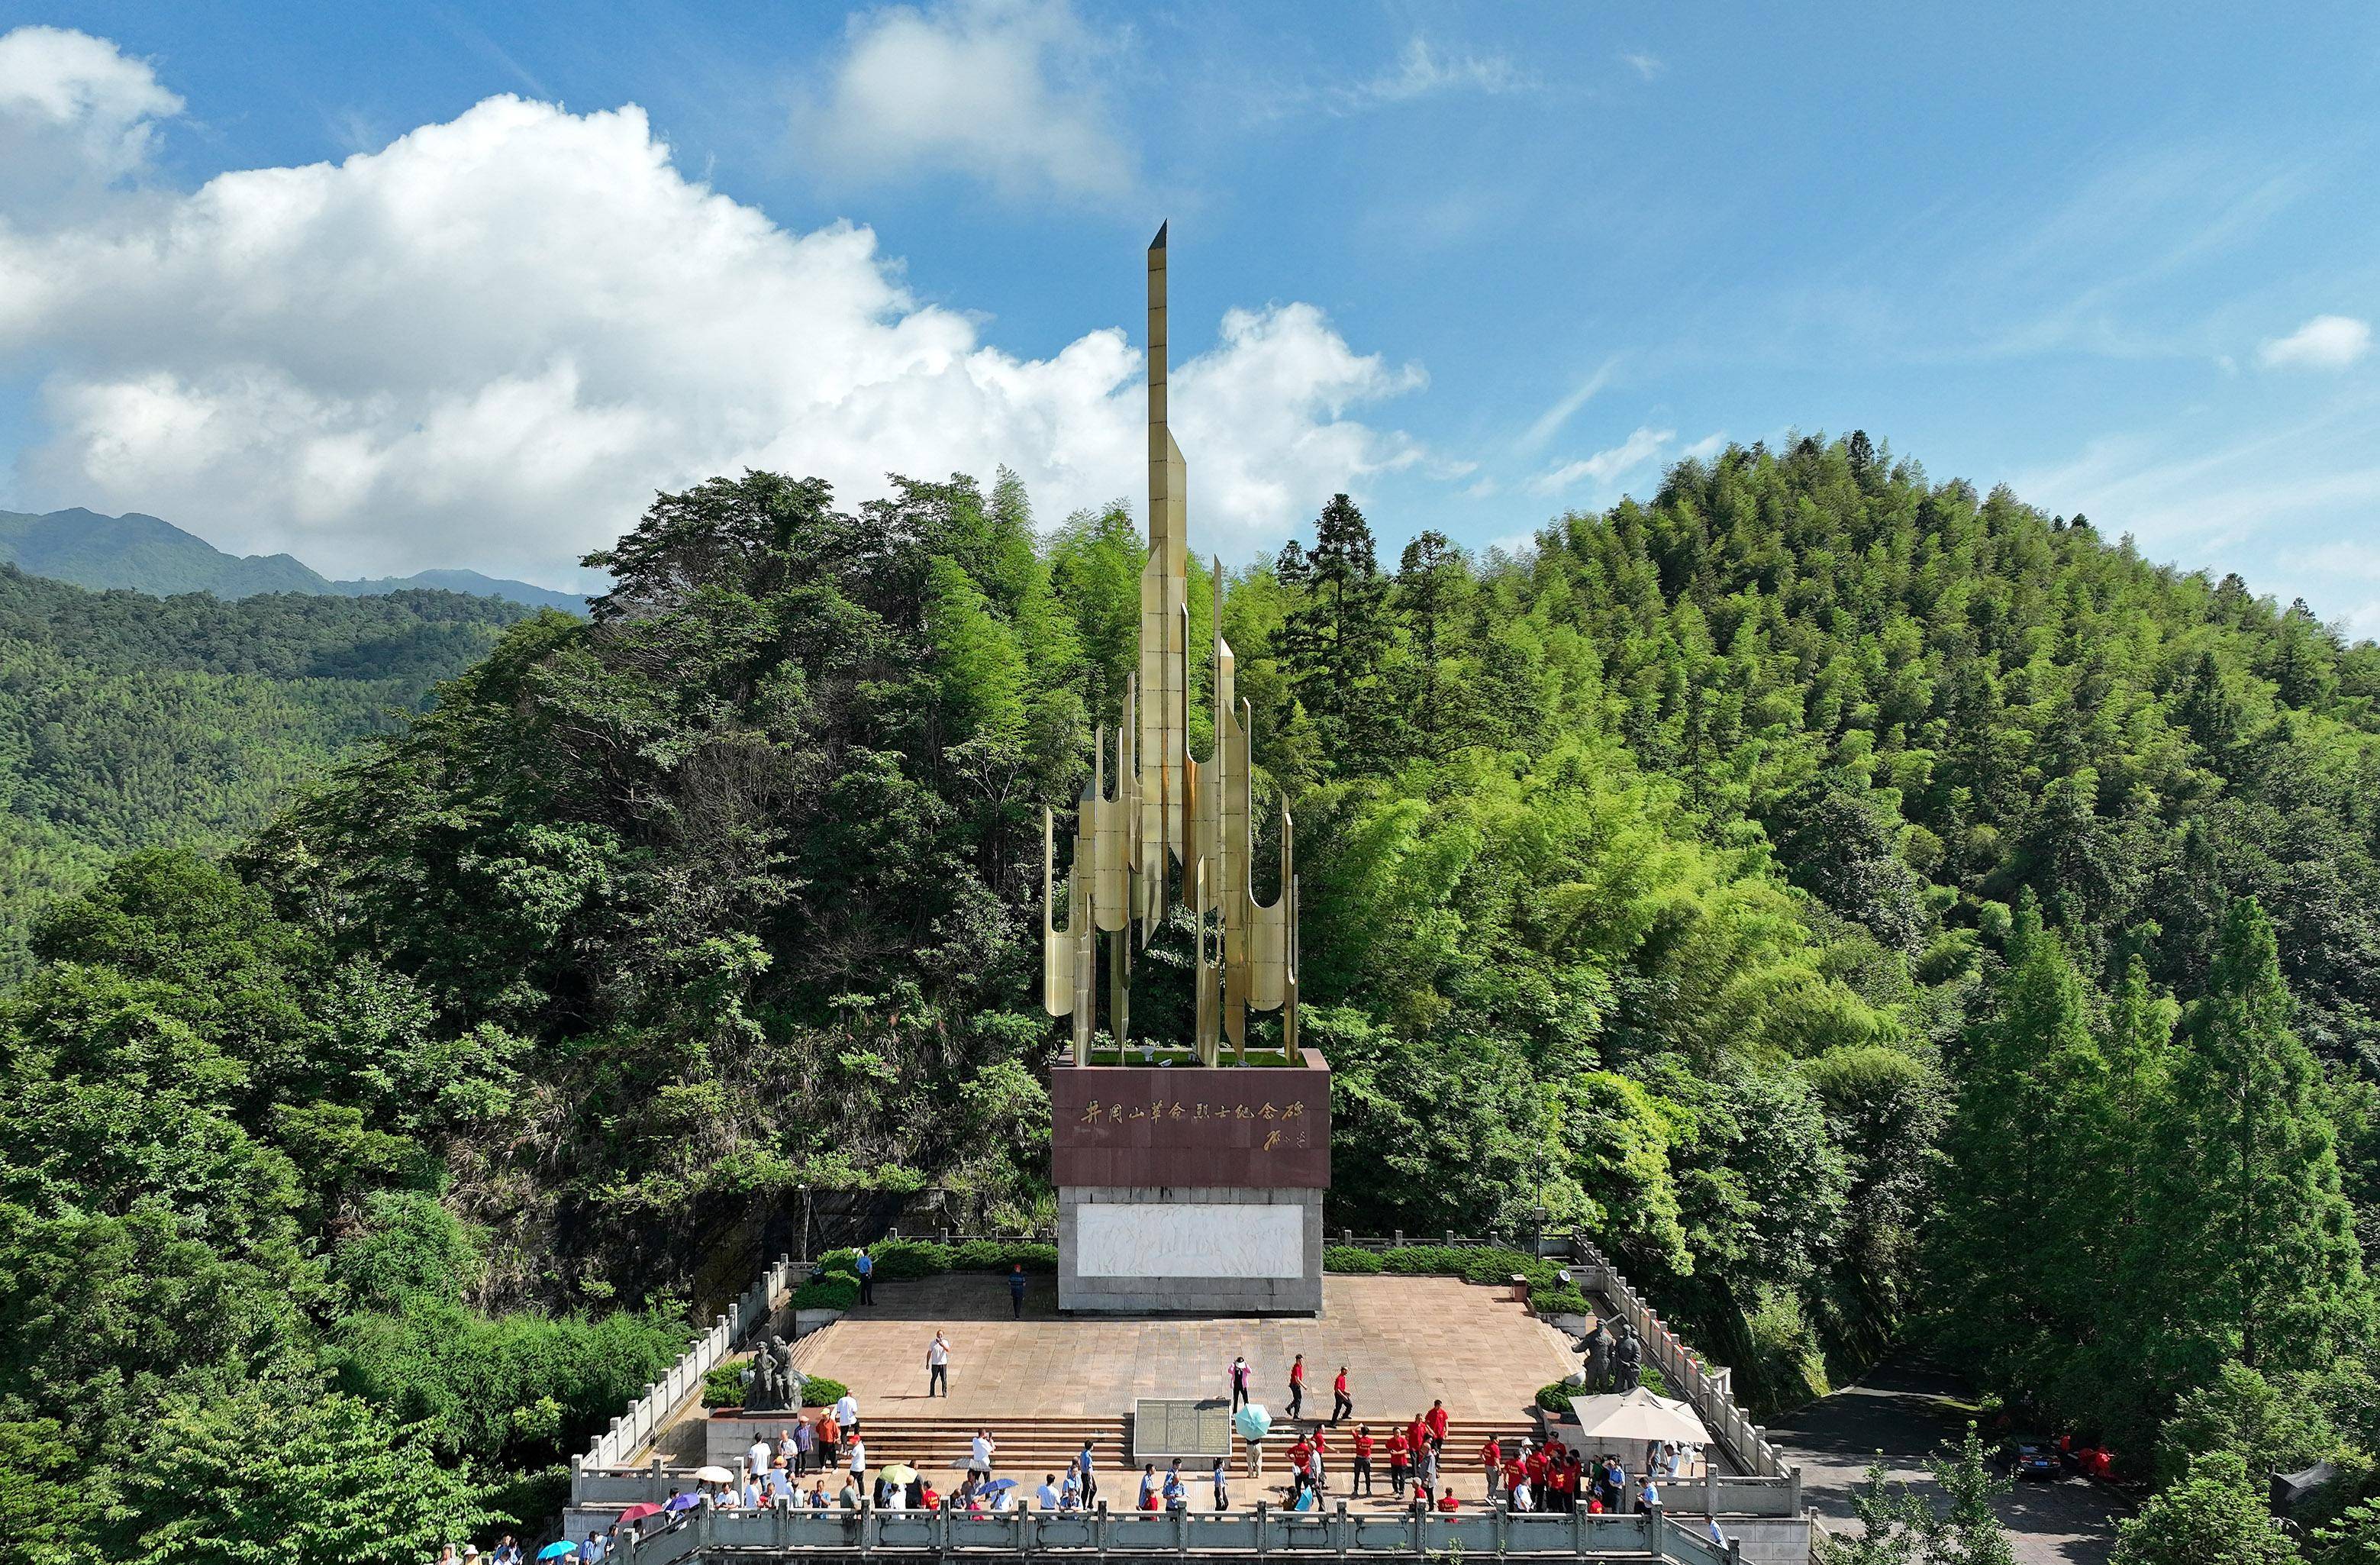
[1,2,2375,631]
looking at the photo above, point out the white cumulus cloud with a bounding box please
[798,0,1131,198]
[0,24,182,220]
[2258,314,2372,371]
[0,31,1432,582]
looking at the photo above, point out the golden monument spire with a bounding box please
[1042,224,1299,1067]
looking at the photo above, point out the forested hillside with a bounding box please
[6,439,2380,1559]
[0,567,539,973]
[0,505,587,611]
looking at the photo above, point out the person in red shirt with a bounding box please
[1500,1457,1527,1508]
[1331,1367,1353,1425]
[1435,1490,1459,1512]
[1548,1457,1575,1514]
[1386,1431,1411,1499]
[1406,1415,1427,1457]
[1481,1435,1502,1498]
[1287,1355,1306,1421]
[1425,1400,1449,1450]
[1351,1425,1375,1498]
[1287,1438,1311,1502]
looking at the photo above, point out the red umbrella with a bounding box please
[618,1503,663,1523]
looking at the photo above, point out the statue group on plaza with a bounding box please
[741,1334,805,1412]
[1579,1318,1643,1394]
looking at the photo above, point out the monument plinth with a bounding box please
[1043,224,1328,1315]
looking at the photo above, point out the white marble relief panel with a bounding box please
[1076,1202,1304,1278]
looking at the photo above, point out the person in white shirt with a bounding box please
[749,1438,772,1475]
[834,1391,860,1438]
[992,1486,1015,1512]
[740,1479,762,1511]
[1037,1474,1060,1510]
[927,1331,952,1398]
[969,1430,995,1479]
[848,1436,866,1476]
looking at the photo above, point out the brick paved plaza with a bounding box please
[789,1272,1579,1421]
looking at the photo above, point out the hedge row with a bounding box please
[1321,1244,1592,1318]
[816,1237,1059,1280]
[792,1271,860,1310]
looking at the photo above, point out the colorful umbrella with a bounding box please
[1235,1404,1271,1442]
[537,1544,580,1560]
[663,1492,702,1513]
[881,1463,919,1483]
[618,1503,663,1523]
[694,1466,734,1484]
[981,1477,1018,1491]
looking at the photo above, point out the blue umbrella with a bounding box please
[1235,1404,1271,1443]
[980,1477,1019,1492]
[537,1544,580,1560]
[663,1492,702,1513]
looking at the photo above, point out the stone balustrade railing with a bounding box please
[1560,1239,1794,1482]
[607,1499,1755,1565]
[572,1255,800,1478]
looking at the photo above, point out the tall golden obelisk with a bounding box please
[1042,224,1300,1066]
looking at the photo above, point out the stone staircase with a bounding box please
[843,1412,1542,1487]
[852,1415,1130,1483]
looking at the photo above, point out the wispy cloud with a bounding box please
[2259,314,2371,371]
[1619,51,1662,81]
[1517,357,1622,453]
[1530,424,1675,496]
[1335,36,1535,112]
[429,5,550,98]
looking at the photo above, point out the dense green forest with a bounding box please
[7,437,2380,1559]
[0,567,538,975]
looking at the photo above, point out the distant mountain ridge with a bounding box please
[0,506,589,613]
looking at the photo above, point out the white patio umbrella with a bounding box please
[1566,1387,1711,1446]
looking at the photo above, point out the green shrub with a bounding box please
[800,1375,849,1408]
[818,1238,1056,1280]
[792,1271,859,1310]
[1324,1246,1382,1273]
[1536,1381,1575,1415]
[951,1239,1058,1273]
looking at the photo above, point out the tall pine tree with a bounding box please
[2128,898,2362,1402]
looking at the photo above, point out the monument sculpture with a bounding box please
[1044,226,1330,1315]
[740,1334,805,1412]
[1042,222,1300,1068]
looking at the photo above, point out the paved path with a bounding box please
[1765,1359,2124,1565]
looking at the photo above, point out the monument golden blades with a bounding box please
[1041,224,1301,1067]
